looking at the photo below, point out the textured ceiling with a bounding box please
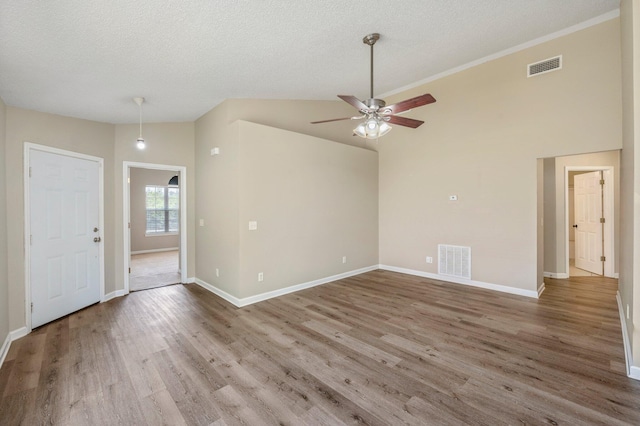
[0,0,620,124]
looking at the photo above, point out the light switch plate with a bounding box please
[248,221,257,230]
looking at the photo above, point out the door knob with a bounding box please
[93,237,101,242]
[94,227,99,232]
[573,224,578,228]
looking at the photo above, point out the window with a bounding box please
[146,185,179,235]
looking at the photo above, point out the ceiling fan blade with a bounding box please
[383,94,436,115]
[311,116,357,124]
[338,95,370,112]
[386,115,424,128]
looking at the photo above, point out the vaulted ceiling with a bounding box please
[0,0,620,123]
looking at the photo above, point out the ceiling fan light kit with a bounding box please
[311,33,436,140]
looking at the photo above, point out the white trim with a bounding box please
[630,366,640,381]
[544,271,570,279]
[616,291,638,379]
[379,264,540,298]
[123,162,188,294]
[564,166,615,278]
[379,10,620,99]
[194,265,379,307]
[614,272,620,279]
[103,290,127,303]
[0,333,10,368]
[538,282,546,297]
[131,247,179,255]
[24,143,105,333]
[10,327,29,341]
[185,277,195,284]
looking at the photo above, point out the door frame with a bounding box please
[564,166,615,278]
[24,142,105,332]
[123,161,187,293]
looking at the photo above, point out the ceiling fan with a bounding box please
[311,33,436,139]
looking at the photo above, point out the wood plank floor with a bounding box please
[1,271,639,425]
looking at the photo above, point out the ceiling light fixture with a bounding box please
[133,97,146,150]
[311,34,436,139]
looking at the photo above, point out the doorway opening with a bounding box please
[123,162,187,293]
[565,166,615,278]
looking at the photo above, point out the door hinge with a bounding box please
[600,179,605,185]
[31,302,33,312]
[129,267,131,273]
[601,256,606,262]
[29,167,32,177]
[30,235,32,245]
[600,217,605,223]
[128,222,131,229]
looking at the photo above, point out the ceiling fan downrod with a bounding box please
[363,33,379,101]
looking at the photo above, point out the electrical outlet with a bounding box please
[258,272,264,282]
[249,221,258,230]
[199,219,204,227]
[215,268,219,277]
[342,256,347,264]
[426,256,433,264]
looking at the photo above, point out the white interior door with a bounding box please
[30,149,101,328]
[574,171,603,275]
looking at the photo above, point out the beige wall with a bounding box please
[236,121,378,299]
[194,108,378,300]
[129,168,180,253]
[544,151,621,276]
[620,0,640,369]
[543,158,557,272]
[195,101,241,295]
[5,107,115,330]
[221,99,373,149]
[0,97,8,346]
[379,19,622,292]
[114,122,195,288]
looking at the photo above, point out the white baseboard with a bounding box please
[10,327,29,341]
[616,291,638,380]
[0,332,10,368]
[538,282,546,297]
[613,272,620,279]
[194,265,379,308]
[0,326,31,369]
[131,247,179,255]
[103,289,127,302]
[379,264,540,298]
[185,277,195,284]
[630,366,640,381]
[543,271,570,279]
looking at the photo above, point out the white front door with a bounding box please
[29,149,101,328]
[574,171,603,275]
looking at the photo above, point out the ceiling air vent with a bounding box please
[527,55,562,77]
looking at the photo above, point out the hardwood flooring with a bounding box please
[1,271,639,425]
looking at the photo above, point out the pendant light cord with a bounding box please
[138,103,143,139]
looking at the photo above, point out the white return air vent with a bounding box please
[527,55,562,77]
[438,244,471,279]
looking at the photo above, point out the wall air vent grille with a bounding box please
[527,55,562,77]
[438,244,471,279]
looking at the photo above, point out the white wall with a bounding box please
[129,167,180,253]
